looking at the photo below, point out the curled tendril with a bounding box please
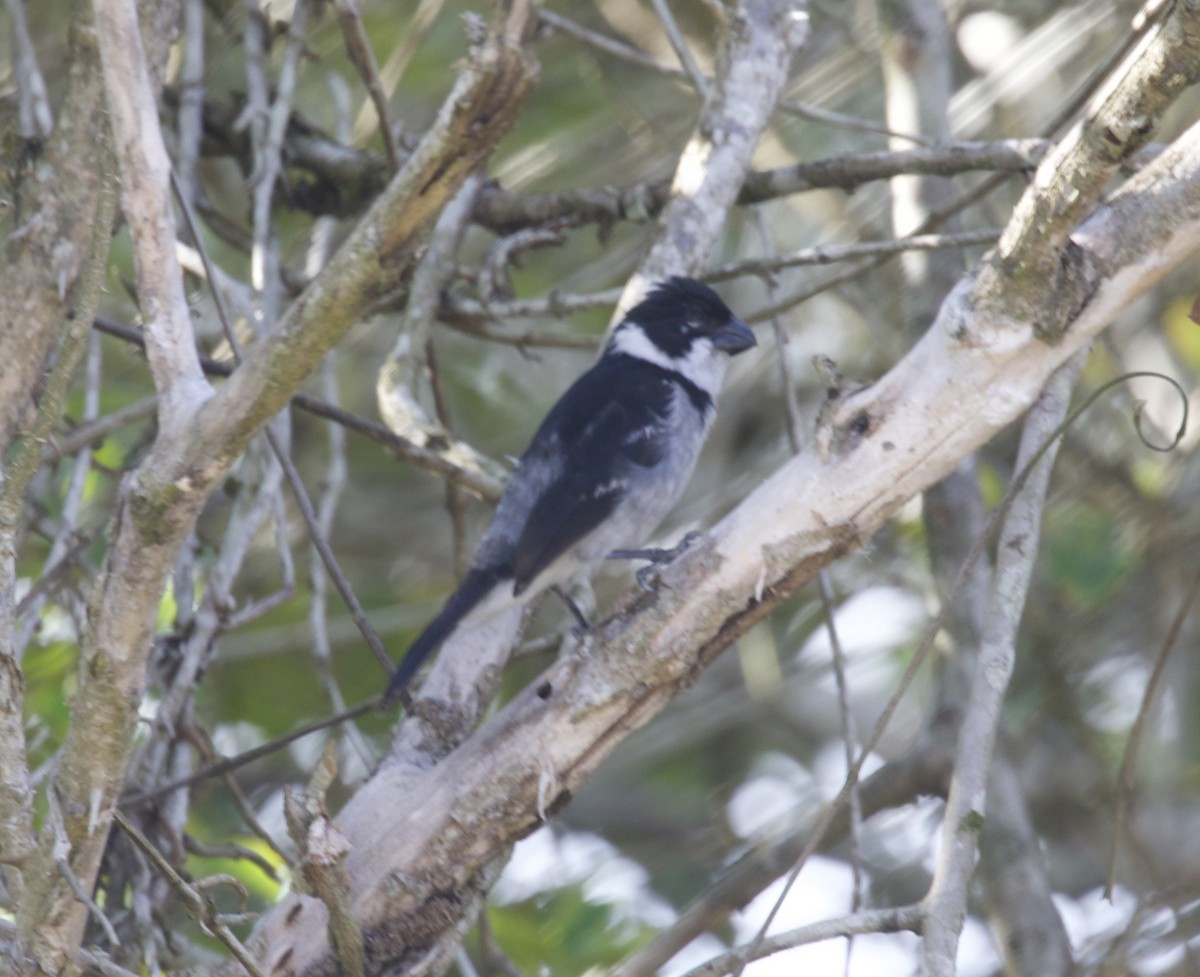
[1114,371,1189,452]
[1037,369,1188,468]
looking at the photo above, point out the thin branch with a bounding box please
[96,0,210,426]
[44,396,159,461]
[112,811,268,977]
[535,7,912,141]
[707,228,999,282]
[248,0,310,317]
[537,9,678,75]
[679,904,923,977]
[91,315,505,501]
[650,0,711,97]
[334,0,401,173]
[179,721,291,869]
[121,698,382,809]
[439,228,998,333]
[175,0,206,213]
[921,351,1086,975]
[1106,564,1200,897]
[5,0,54,137]
[376,172,507,489]
[426,340,470,577]
[819,572,864,929]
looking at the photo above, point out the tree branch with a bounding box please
[236,111,1200,977]
[970,0,1200,338]
[921,350,1085,975]
[194,0,540,472]
[623,0,811,292]
[13,3,541,970]
[95,0,210,428]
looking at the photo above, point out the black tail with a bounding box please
[384,567,503,703]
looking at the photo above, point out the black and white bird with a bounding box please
[385,276,755,702]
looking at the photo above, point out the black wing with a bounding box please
[509,356,675,593]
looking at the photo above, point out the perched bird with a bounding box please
[385,276,755,702]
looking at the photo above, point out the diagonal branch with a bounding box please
[237,110,1200,977]
[970,0,1200,338]
[625,0,811,295]
[920,350,1085,975]
[195,0,540,471]
[95,0,211,428]
[14,3,542,972]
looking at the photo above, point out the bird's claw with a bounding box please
[611,530,706,592]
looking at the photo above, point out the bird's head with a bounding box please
[608,277,756,396]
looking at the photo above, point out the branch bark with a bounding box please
[11,2,541,971]
[970,0,1200,338]
[921,350,1084,974]
[235,82,1200,977]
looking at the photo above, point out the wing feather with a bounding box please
[510,358,674,593]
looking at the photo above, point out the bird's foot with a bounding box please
[609,530,706,591]
[551,585,592,634]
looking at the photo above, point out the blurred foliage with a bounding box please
[7,0,1200,973]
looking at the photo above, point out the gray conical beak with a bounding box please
[712,317,756,355]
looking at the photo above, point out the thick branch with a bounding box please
[0,6,109,454]
[14,4,541,972]
[970,0,1200,337]
[626,0,810,291]
[237,86,1200,977]
[195,1,540,470]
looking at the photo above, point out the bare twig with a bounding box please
[96,0,210,427]
[708,228,999,283]
[5,0,53,137]
[1106,565,1200,897]
[91,315,505,501]
[178,722,291,868]
[679,904,923,977]
[376,172,506,489]
[650,0,711,97]
[175,0,206,212]
[248,0,310,318]
[122,698,382,809]
[921,351,1085,975]
[426,340,471,577]
[535,8,910,141]
[334,0,401,173]
[184,835,280,883]
[818,572,864,941]
[112,811,267,977]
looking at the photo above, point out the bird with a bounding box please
[384,276,756,703]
